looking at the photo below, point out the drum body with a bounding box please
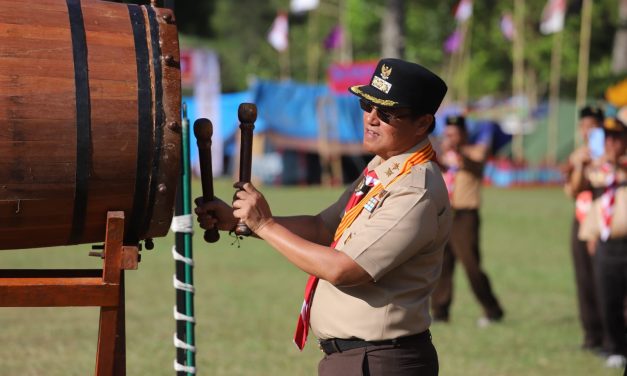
[0,0,181,249]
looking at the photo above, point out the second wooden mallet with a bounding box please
[194,118,220,243]
[235,103,257,237]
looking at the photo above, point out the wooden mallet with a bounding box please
[194,118,220,243]
[235,103,257,237]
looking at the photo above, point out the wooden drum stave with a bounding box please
[0,0,181,250]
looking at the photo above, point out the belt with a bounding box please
[318,330,432,355]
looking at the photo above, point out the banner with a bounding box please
[192,49,223,176]
[327,61,378,95]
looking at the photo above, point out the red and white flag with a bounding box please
[290,0,319,13]
[540,0,566,35]
[268,12,289,52]
[454,0,473,22]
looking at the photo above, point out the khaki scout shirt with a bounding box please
[579,157,627,240]
[310,139,453,341]
[451,157,484,210]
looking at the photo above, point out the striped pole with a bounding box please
[172,104,196,375]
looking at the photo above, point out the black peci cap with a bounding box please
[579,105,604,122]
[445,115,466,131]
[349,58,447,114]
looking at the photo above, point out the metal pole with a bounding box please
[575,0,593,147]
[173,104,196,375]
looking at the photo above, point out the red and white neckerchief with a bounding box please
[599,163,618,241]
[575,191,592,223]
[442,151,460,200]
[292,142,436,350]
[292,168,378,351]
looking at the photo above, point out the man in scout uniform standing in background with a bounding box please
[195,58,452,375]
[571,111,627,369]
[563,105,605,353]
[431,115,504,326]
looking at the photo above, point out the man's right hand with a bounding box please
[194,197,238,232]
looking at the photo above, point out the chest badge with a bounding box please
[364,190,388,213]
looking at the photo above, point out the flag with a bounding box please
[324,25,343,50]
[454,0,473,22]
[267,12,289,52]
[290,0,319,13]
[540,0,566,35]
[500,12,515,41]
[444,29,462,54]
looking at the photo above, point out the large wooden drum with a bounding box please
[0,0,181,250]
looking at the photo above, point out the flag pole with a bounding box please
[547,29,563,165]
[575,0,593,146]
[512,0,526,163]
[459,17,473,108]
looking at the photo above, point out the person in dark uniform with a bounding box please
[430,115,504,326]
[563,105,605,352]
[572,113,627,368]
[195,59,452,375]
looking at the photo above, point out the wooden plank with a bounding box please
[0,36,73,60]
[0,6,71,29]
[0,119,75,141]
[0,57,75,79]
[0,184,75,198]
[0,281,119,307]
[0,23,70,42]
[0,269,102,278]
[0,74,75,97]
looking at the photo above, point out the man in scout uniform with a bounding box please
[195,58,451,375]
[563,105,605,352]
[430,115,504,326]
[571,111,627,368]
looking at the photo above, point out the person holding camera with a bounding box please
[570,113,627,368]
[563,105,605,353]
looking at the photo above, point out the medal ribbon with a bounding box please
[293,142,436,350]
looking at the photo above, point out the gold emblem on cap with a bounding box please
[381,64,392,80]
[385,168,393,177]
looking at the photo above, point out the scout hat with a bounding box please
[603,117,626,135]
[349,58,447,114]
[579,105,604,123]
[445,115,466,131]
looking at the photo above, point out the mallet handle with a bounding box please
[235,103,257,237]
[194,118,220,243]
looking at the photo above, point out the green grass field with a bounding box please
[0,180,623,375]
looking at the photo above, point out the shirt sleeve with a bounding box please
[340,185,440,281]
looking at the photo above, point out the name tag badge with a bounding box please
[365,190,388,213]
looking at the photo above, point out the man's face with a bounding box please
[443,125,465,149]
[579,117,601,142]
[604,131,627,161]
[361,103,429,160]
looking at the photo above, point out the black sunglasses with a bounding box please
[359,99,411,124]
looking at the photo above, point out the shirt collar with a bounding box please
[367,138,431,187]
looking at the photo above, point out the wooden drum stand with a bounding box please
[0,211,139,375]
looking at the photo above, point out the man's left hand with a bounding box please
[232,182,274,233]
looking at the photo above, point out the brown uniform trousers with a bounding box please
[570,217,604,348]
[431,209,503,320]
[318,335,438,376]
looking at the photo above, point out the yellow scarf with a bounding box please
[333,142,436,242]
